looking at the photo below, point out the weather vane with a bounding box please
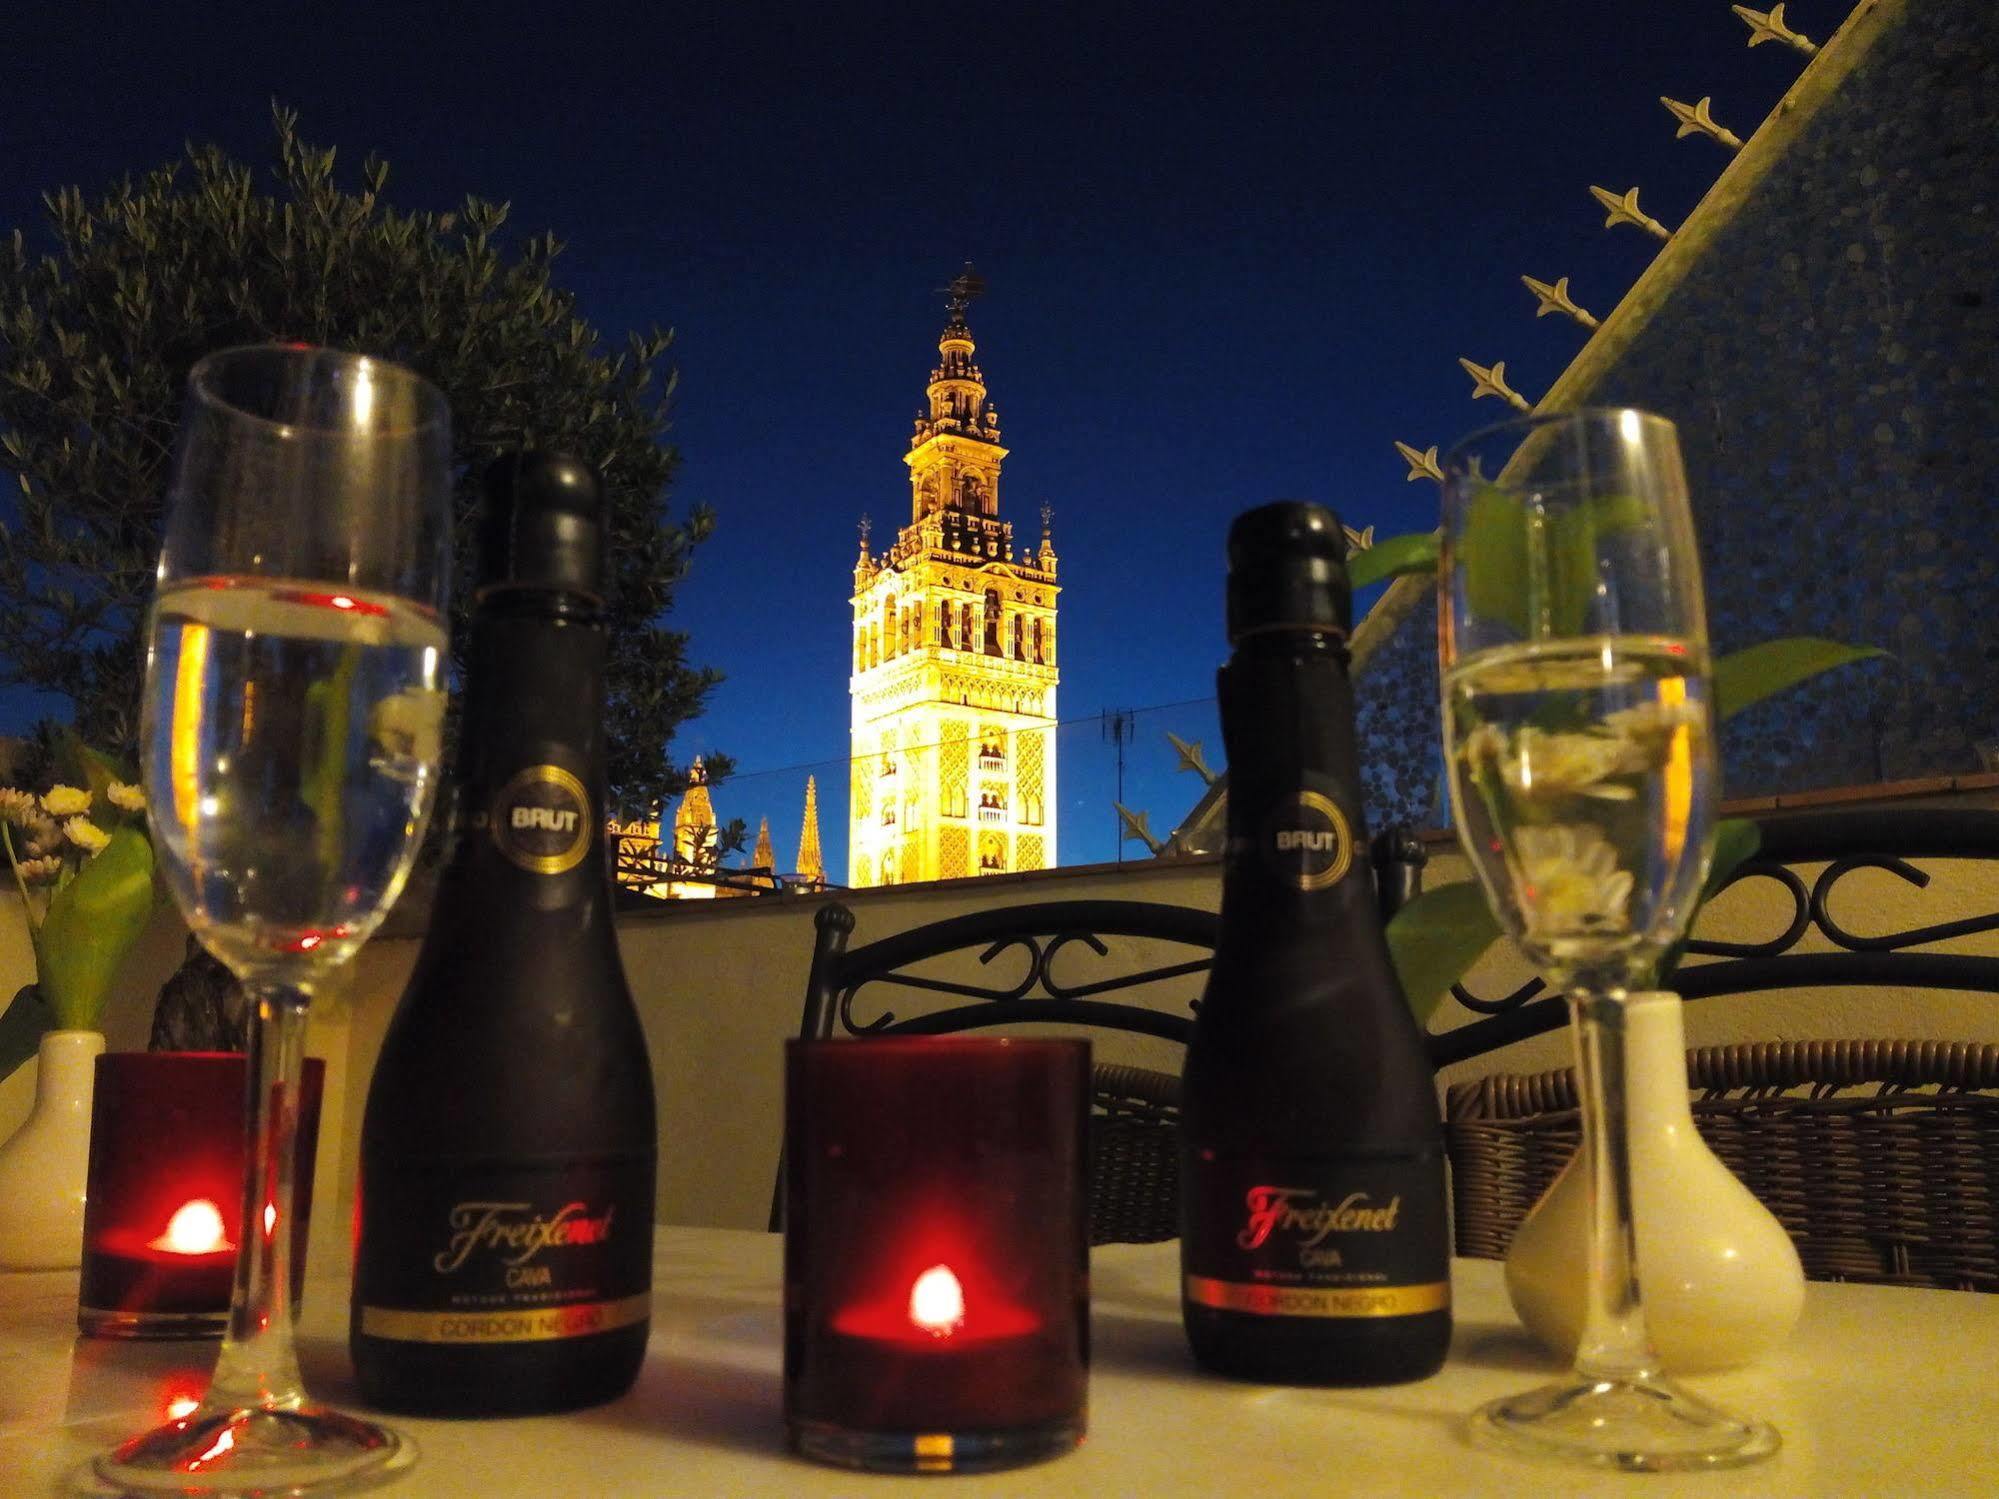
[940,262,987,321]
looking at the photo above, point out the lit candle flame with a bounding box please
[908,1264,966,1337]
[166,1396,201,1422]
[262,1202,278,1237]
[150,1200,230,1256]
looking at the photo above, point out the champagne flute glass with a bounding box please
[98,345,451,1494]
[1439,409,1777,1470]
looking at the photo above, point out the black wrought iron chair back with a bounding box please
[1428,808,1999,1067]
[772,899,1217,1241]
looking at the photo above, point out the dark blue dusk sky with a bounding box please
[0,2,1819,870]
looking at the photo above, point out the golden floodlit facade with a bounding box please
[848,270,1059,887]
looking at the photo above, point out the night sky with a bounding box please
[0,2,1822,870]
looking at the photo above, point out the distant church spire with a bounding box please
[752,816,774,871]
[797,775,824,885]
[667,756,720,899]
[671,756,715,862]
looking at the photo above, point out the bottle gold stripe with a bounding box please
[358,1292,650,1344]
[1185,1275,1449,1318]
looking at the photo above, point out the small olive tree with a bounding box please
[0,107,729,814]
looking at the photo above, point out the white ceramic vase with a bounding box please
[1502,991,1805,1373]
[0,1029,105,1270]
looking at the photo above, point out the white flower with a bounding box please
[368,687,446,771]
[0,790,61,863]
[1599,698,1705,757]
[41,784,91,817]
[13,854,61,884]
[62,817,111,856]
[1513,824,1633,938]
[106,780,146,812]
[0,787,41,826]
[1503,727,1639,802]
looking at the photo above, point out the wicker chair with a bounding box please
[771,899,1216,1242]
[1435,808,1999,1291]
[1446,1041,1999,1290]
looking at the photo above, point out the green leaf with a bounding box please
[1459,483,1529,630]
[1348,530,1439,589]
[1713,638,1887,721]
[35,825,154,1031]
[0,984,55,1087]
[1386,880,1503,1027]
[1458,486,1654,639]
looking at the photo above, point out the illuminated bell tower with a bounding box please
[848,267,1060,887]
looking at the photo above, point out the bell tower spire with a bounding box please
[909,264,1005,525]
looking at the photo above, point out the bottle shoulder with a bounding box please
[1185,977,1441,1145]
[364,890,653,1153]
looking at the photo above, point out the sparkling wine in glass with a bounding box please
[97,345,451,1495]
[1439,409,1777,1471]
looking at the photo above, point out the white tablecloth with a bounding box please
[2,1227,1995,1497]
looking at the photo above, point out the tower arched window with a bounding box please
[984,589,1002,655]
[960,602,974,649]
[882,596,897,657]
[1031,617,1045,664]
[1012,613,1024,660]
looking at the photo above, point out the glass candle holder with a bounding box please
[784,1036,1089,1474]
[79,1053,325,1339]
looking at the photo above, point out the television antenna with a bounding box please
[1102,708,1134,861]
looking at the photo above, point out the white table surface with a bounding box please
[2,1227,1995,1498]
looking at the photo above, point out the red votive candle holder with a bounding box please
[78,1052,325,1339]
[784,1036,1090,1474]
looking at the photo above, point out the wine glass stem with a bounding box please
[208,983,311,1411]
[1567,987,1662,1383]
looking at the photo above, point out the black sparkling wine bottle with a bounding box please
[351,453,656,1416]
[1179,501,1451,1384]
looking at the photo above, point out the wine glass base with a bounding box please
[1470,1372,1779,1472]
[92,1401,411,1496]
